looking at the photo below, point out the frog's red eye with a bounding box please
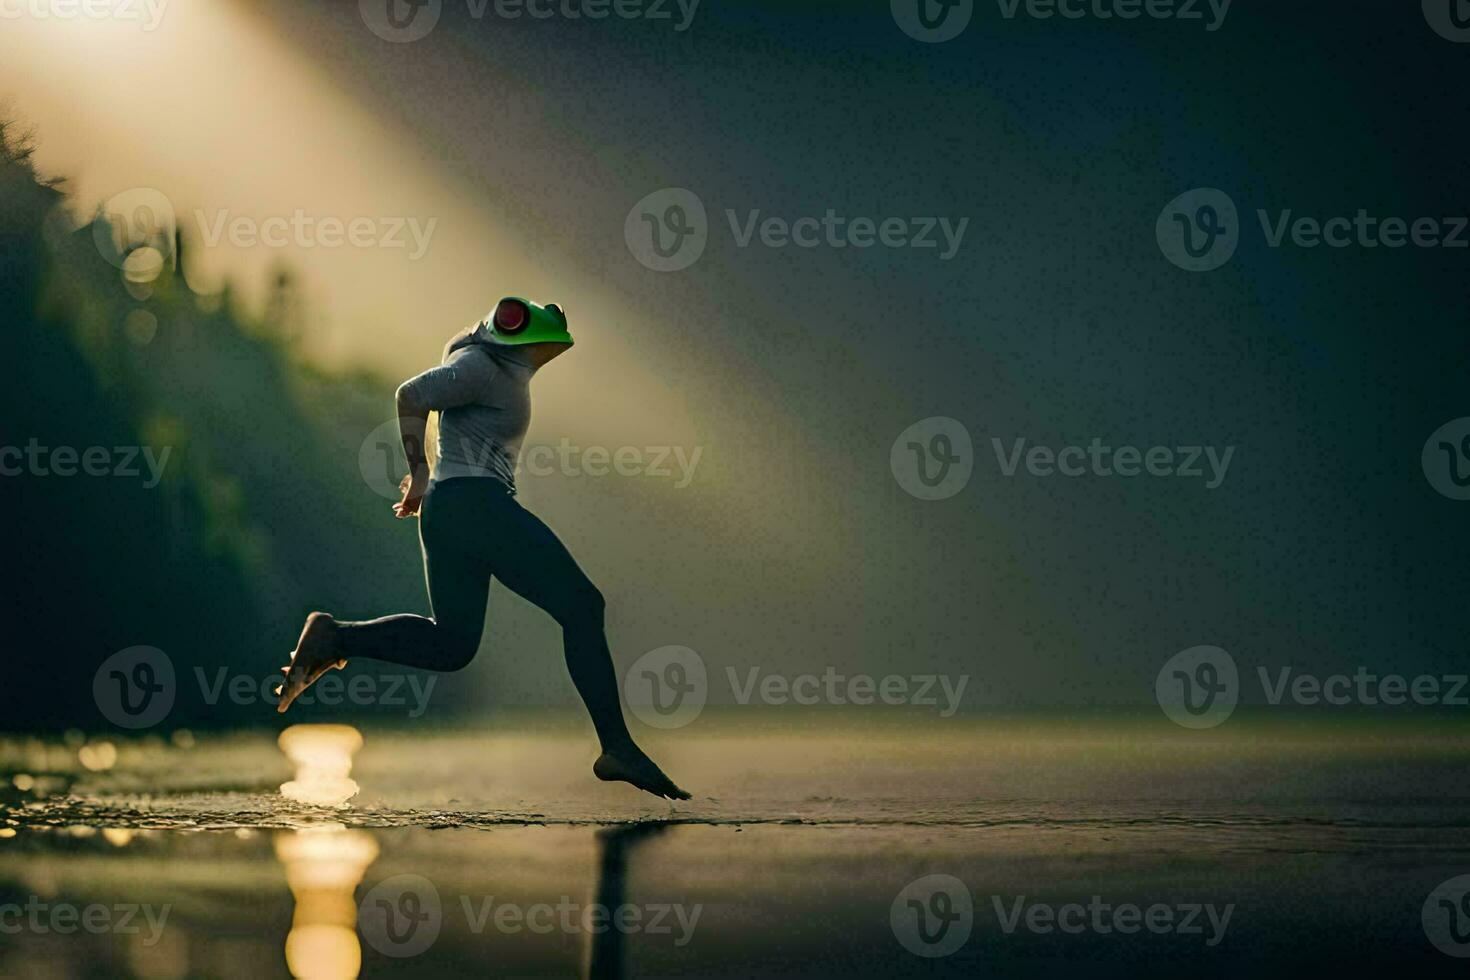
[494,299,529,334]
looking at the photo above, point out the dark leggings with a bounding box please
[335,477,632,750]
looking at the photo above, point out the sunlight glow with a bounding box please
[0,0,696,448]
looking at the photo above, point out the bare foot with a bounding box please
[594,745,691,801]
[276,612,347,714]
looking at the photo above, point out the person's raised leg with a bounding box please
[488,496,690,800]
[277,479,491,712]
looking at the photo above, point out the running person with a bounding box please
[276,298,690,801]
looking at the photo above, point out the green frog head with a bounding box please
[478,297,574,348]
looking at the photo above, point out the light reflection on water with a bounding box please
[271,822,666,979]
[274,824,379,980]
[267,725,652,979]
[272,726,373,977]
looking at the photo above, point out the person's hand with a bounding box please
[394,470,428,519]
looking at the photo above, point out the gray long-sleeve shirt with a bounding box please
[397,343,537,492]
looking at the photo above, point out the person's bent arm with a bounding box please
[391,349,495,518]
[392,383,433,518]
